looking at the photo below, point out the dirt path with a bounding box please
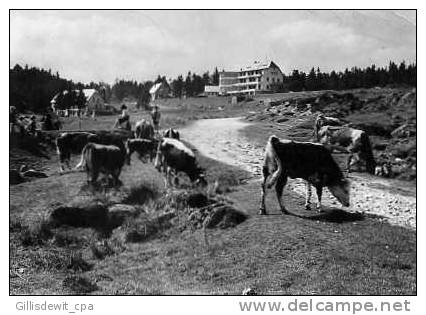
[181,117,416,230]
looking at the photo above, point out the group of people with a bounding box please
[11,102,162,137]
[113,103,161,134]
[10,106,62,136]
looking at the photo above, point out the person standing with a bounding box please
[113,104,131,130]
[151,105,161,134]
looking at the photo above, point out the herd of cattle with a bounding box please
[56,120,206,188]
[55,113,377,214]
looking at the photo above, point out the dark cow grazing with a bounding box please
[259,136,350,215]
[125,138,159,165]
[316,125,376,174]
[163,128,180,140]
[75,143,125,186]
[57,131,130,172]
[154,138,207,187]
[134,119,154,139]
[56,132,98,172]
[313,113,345,140]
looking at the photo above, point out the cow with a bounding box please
[259,135,350,215]
[313,113,345,140]
[125,138,159,165]
[75,142,125,186]
[316,125,376,174]
[134,119,154,139]
[91,131,127,154]
[163,128,180,140]
[56,132,98,172]
[57,131,129,172]
[154,138,207,187]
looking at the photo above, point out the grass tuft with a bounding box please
[63,275,98,294]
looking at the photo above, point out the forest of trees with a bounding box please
[10,61,415,113]
[279,61,416,92]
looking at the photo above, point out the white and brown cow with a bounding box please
[154,138,207,187]
[134,119,154,139]
[316,125,376,174]
[260,135,350,215]
[75,142,126,186]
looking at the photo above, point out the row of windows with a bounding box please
[241,70,261,76]
[266,77,280,83]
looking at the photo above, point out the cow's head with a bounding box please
[328,179,350,207]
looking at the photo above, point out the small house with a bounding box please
[149,82,171,101]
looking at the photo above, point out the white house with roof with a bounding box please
[218,61,284,95]
[149,82,171,101]
[51,89,105,111]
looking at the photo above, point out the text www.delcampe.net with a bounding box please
[239,299,411,313]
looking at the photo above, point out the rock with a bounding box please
[49,204,109,228]
[204,205,247,229]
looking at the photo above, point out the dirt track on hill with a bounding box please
[181,117,416,230]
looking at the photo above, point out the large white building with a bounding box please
[218,61,284,96]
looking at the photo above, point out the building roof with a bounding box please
[241,61,282,73]
[204,85,220,93]
[149,83,162,94]
[81,89,97,99]
[51,89,99,104]
[149,82,170,94]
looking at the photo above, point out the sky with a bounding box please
[10,10,416,84]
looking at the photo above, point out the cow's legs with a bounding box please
[59,153,68,172]
[347,153,361,173]
[315,186,323,212]
[259,165,269,215]
[305,181,312,210]
[113,169,121,186]
[275,175,289,214]
[90,169,99,184]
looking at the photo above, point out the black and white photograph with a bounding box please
[9,9,416,300]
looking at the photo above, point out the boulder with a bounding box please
[49,204,109,228]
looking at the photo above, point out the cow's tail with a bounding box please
[361,132,376,174]
[266,135,282,187]
[74,143,90,170]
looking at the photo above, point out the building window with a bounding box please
[267,85,269,89]
[277,78,280,82]
[266,77,269,82]
[272,78,275,83]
